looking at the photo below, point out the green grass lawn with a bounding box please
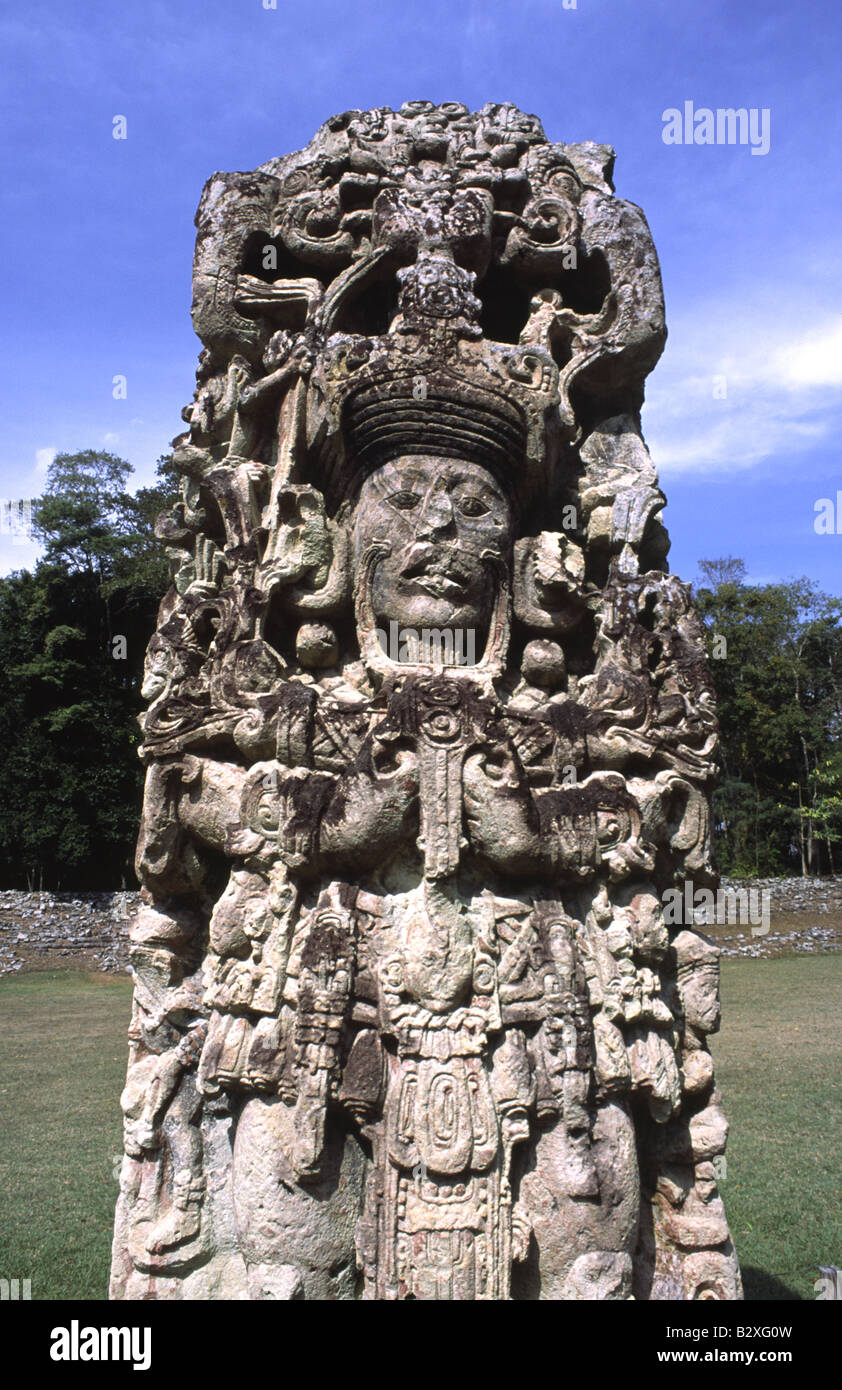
[0,971,132,1300]
[711,952,842,1301]
[0,957,839,1300]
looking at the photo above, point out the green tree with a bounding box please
[694,562,842,876]
[801,749,842,875]
[0,450,177,888]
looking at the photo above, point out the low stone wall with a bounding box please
[2,878,840,977]
[0,889,136,976]
[722,875,842,912]
[713,877,842,959]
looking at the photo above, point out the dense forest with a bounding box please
[0,451,840,887]
[0,451,177,889]
[695,557,842,877]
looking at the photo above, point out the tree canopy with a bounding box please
[0,451,176,888]
[694,562,842,876]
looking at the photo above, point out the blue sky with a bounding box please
[2,0,841,592]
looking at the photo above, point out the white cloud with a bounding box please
[35,446,56,475]
[769,320,842,390]
[0,537,41,578]
[642,311,842,475]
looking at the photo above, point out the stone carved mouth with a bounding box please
[400,546,474,597]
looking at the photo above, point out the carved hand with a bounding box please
[463,747,544,874]
[320,746,419,868]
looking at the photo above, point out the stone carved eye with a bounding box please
[387,490,421,511]
[457,494,490,518]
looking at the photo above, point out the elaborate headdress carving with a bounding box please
[313,253,560,508]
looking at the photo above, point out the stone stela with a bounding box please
[110,101,740,1302]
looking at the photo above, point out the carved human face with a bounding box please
[353,456,512,635]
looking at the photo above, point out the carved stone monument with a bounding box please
[110,102,741,1301]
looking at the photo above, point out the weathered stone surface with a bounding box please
[110,101,741,1301]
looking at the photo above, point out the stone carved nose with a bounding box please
[416,492,455,539]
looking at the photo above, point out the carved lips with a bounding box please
[398,543,478,601]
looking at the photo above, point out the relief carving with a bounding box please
[110,102,740,1301]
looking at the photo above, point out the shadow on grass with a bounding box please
[742,1266,803,1300]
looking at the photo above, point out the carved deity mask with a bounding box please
[352,456,512,640]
